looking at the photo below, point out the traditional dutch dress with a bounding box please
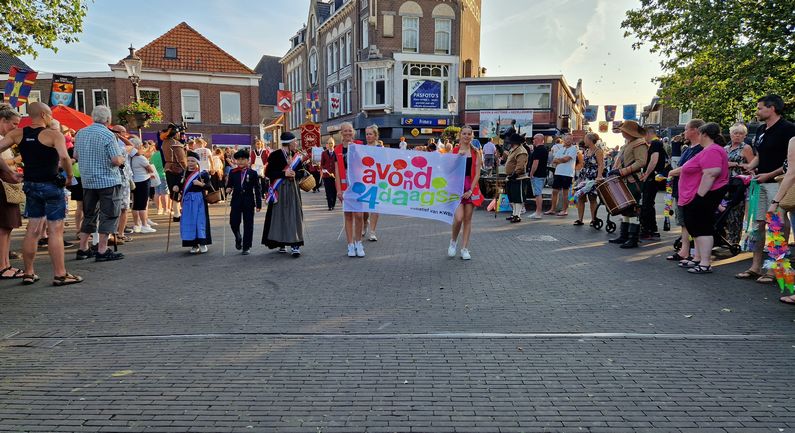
[180,170,213,247]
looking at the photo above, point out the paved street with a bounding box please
[1,191,794,432]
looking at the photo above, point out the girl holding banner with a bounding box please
[449,126,482,260]
[334,123,365,257]
[363,125,381,242]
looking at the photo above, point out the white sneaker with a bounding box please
[190,246,200,254]
[461,248,471,260]
[355,241,365,257]
[157,209,164,215]
[140,225,157,233]
[199,245,208,254]
[530,213,542,220]
[147,219,158,226]
[133,225,142,233]
[369,232,378,242]
[447,241,457,257]
[347,243,356,257]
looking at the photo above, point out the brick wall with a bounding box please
[371,0,461,59]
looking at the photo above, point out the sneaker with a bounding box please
[347,243,356,257]
[461,248,471,260]
[369,233,378,242]
[355,241,365,257]
[140,226,157,234]
[189,246,200,254]
[75,248,94,260]
[133,225,142,233]
[199,245,208,254]
[242,249,250,255]
[62,240,75,249]
[447,241,457,257]
[124,227,134,234]
[291,246,301,257]
[147,219,158,226]
[157,209,164,215]
[172,216,181,222]
[95,248,124,262]
[278,246,287,253]
[530,213,542,220]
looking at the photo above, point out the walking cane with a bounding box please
[165,211,172,252]
[222,200,229,257]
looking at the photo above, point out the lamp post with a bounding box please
[447,95,457,127]
[122,45,143,136]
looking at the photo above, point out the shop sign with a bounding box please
[408,80,442,109]
[401,117,448,127]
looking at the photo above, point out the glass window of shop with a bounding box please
[465,84,551,110]
[402,63,449,110]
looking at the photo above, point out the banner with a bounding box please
[598,121,609,133]
[300,122,321,153]
[478,110,533,138]
[612,121,622,131]
[604,105,617,122]
[329,92,341,116]
[408,80,442,109]
[306,91,320,122]
[3,66,38,108]
[622,104,637,121]
[584,105,598,122]
[343,145,466,224]
[49,74,77,108]
[276,90,293,113]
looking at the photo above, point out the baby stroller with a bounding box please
[672,176,748,257]
[571,179,617,233]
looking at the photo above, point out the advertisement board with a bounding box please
[409,80,442,109]
[478,110,534,138]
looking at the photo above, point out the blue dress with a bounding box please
[180,170,213,247]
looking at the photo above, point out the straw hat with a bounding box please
[618,120,646,138]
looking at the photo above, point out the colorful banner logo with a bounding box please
[343,145,466,224]
[598,121,609,133]
[306,91,320,122]
[584,105,598,122]
[49,74,77,108]
[3,66,38,108]
[622,104,637,121]
[604,105,617,122]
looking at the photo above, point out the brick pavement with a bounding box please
[0,191,794,432]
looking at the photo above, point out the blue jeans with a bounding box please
[23,181,66,221]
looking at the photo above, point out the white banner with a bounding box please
[342,146,467,224]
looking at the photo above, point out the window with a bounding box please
[401,63,449,110]
[164,47,178,59]
[92,89,109,107]
[332,40,339,72]
[75,90,86,112]
[327,44,334,75]
[20,90,42,116]
[465,84,552,110]
[402,17,419,52]
[362,67,388,107]
[344,31,352,66]
[434,19,451,54]
[140,89,160,109]
[361,17,369,48]
[308,49,318,85]
[181,89,201,123]
[220,91,241,124]
[679,109,693,125]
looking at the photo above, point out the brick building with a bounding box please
[282,0,482,144]
[17,22,262,146]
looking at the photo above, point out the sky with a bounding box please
[21,0,663,147]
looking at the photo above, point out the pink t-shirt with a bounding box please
[678,144,729,206]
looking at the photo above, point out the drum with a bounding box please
[596,176,636,216]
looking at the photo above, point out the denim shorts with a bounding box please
[23,181,66,221]
[531,177,545,196]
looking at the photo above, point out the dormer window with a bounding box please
[164,47,178,59]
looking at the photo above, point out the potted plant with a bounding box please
[117,101,163,129]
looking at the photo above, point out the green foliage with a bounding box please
[442,126,461,143]
[622,0,795,125]
[116,101,163,126]
[1,0,89,58]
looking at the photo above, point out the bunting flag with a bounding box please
[598,121,608,133]
[604,105,617,122]
[306,91,320,122]
[49,74,77,108]
[584,105,598,122]
[329,92,341,116]
[623,104,637,121]
[612,121,622,131]
[3,66,38,108]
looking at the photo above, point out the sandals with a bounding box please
[688,264,713,274]
[556,212,569,217]
[735,270,761,280]
[0,266,23,279]
[52,273,83,287]
[666,253,691,261]
[755,274,775,284]
[679,260,700,268]
[779,295,795,305]
[21,274,39,285]
[543,211,555,215]
[573,220,584,226]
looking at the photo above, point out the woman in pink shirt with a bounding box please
[671,122,729,274]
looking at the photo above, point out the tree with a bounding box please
[622,0,795,126]
[1,0,88,59]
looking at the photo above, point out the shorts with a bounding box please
[683,187,726,237]
[483,154,495,169]
[551,174,573,190]
[155,178,168,196]
[460,176,474,206]
[132,179,150,211]
[531,177,545,196]
[120,181,131,210]
[82,185,122,234]
[675,202,686,227]
[68,177,84,201]
[166,171,183,201]
[756,182,779,221]
[23,181,66,221]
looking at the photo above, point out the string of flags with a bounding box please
[586,104,640,132]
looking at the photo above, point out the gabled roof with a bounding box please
[254,55,282,106]
[116,22,254,75]
[0,52,32,74]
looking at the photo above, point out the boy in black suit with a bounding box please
[226,149,262,255]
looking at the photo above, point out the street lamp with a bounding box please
[447,95,457,127]
[122,45,142,103]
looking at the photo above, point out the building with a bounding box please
[254,54,285,143]
[15,22,262,146]
[640,94,693,137]
[459,75,587,139]
[282,0,482,144]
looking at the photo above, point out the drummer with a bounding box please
[606,120,649,249]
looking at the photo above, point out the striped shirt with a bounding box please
[74,123,124,189]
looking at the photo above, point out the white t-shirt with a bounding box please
[553,145,578,177]
[399,140,408,150]
[483,141,496,155]
[130,154,151,182]
[195,147,212,172]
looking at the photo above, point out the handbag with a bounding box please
[775,175,795,211]
[1,181,24,205]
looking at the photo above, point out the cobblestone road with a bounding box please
[1,192,793,432]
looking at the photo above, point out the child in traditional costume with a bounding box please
[174,151,213,253]
[226,149,262,255]
[262,132,305,257]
